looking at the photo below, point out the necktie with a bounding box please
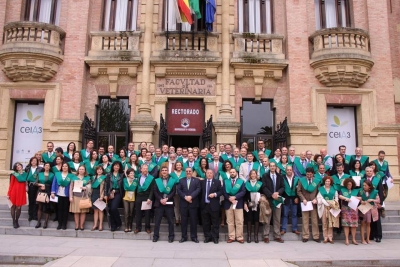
[206,180,211,203]
[187,178,191,189]
[308,179,311,185]
[171,163,175,171]
[265,167,268,173]
[231,179,235,187]
[235,158,238,164]
[156,157,159,163]
[110,153,113,158]
[302,160,306,168]
[214,163,218,173]
[272,174,276,192]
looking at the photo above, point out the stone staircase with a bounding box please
[0,197,399,242]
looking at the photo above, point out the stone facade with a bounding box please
[0,0,399,200]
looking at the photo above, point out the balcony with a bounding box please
[309,27,374,87]
[0,21,65,82]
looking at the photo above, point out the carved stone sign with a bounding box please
[156,78,216,96]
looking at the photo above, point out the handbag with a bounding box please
[36,191,49,203]
[79,191,92,209]
[109,190,115,200]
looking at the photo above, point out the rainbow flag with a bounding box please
[178,0,193,24]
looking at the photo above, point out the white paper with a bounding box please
[141,201,152,210]
[7,199,12,209]
[352,176,361,187]
[50,196,58,203]
[348,196,360,211]
[301,201,313,211]
[386,178,394,189]
[166,202,173,205]
[330,208,341,218]
[73,180,83,193]
[93,199,106,211]
[358,202,373,214]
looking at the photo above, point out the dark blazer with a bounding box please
[282,176,299,205]
[153,178,176,208]
[222,178,246,210]
[177,177,201,208]
[104,172,125,197]
[135,175,154,202]
[200,178,223,212]
[261,171,285,206]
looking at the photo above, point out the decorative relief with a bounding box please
[237,77,254,87]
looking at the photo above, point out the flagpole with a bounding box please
[166,0,169,50]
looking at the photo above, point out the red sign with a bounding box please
[167,100,204,135]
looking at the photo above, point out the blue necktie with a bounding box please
[205,180,211,203]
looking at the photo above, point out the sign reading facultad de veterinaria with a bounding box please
[156,78,215,96]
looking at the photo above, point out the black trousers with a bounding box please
[135,195,151,230]
[201,204,220,239]
[180,206,198,239]
[28,184,38,220]
[154,205,174,239]
[57,196,69,227]
[371,209,383,239]
[109,192,122,229]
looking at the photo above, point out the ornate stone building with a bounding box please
[0,0,399,199]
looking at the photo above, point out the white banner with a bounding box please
[327,107,356,156]
[12,103,44,168]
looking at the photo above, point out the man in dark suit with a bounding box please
[201,169,223,244]
[177,167,201,243]
[153,166,176,243]
[261,161,285,243]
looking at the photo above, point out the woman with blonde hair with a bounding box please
[69,165,91,230]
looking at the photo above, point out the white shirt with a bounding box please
[286,175,294,188]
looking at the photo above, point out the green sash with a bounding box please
[55,172,73,187]
[91,175,106,189]
[229,157,245,172]
[206,153,213,162]
[125,163,140,178]
[332,173,351,190]
[277,162,291,176]
[155,177,175,194]
[245,181,262,192]
[123,178,138,191]
[288,156,297,164]
[72,175,91,186]
[318,186,336,200]
[68,161,81,173]
[375,171,385,181]
[147,162,157,173]
[283,176,299,197]
[351,155,368,167]
[52,166,61,173]
[170,171,186,184]
[83,160,98,176]
[349,170,365,178]
[340,187,360,198]
[300,177,321,193]
[26,168,39,182]
[314,172,325,181]
[80,149,90,162]
[344,155,351,165]
[220,154,228,162]
[63,152,73,160]
[259,166,269,177]
[153,156,167,167]
[13,172,27,183]
[193,166,206,178]
[323,155,331,165]
[42,152,56,163]
[294,158,306,175]
[137,175,154,193]
[219,171,229,181]
[111,174,120,189]
[38,172,54,184]
[272,196,284,208]
[360,189,378,205]
[252,149,271,161]
[225,179,244,196]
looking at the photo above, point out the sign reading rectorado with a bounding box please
[156,78,216,96]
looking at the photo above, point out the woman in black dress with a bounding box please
[91,166,106,231]
[35,163,54,229]
[244,170,262,243]
[104,161,125,231]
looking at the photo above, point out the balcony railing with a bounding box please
[164,30,210,51]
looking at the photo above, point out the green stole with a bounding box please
[38,172,54,184]
[26,167,39,182]
[283,176,299,197]
[300,177,321,193]
[340,187,360,198]
[332,173,351,190]
[373,159,388,173]
[375,171,385,181]
[111,173,120,189]
[360,189,378,205]
[206,153,213,162]
[349,170,365,178]
[126,163,140,178]
[229,157,245,172]
[318,186,336,200]
[72,175,91,186]
[91,175,106,189]
[123,178,138,191]
[293,158,306,175]
[155,177,175,194]
[220,153,229,162]
[272,196,284,208]
[13,172,27,182]
[251,161,260,172]
[83,160,98,176]
[360,176,380,189]
[323,155,331,165]
[288,156,297,164]
[137,175,154,193]
[55,172,73,187]
[277,162,290,176]
[63,152,72,160]
[253,149,271,161]
[80,149,90,162]
[259,166,269,177]
[225,179,244,195]
[170,171,186,184]
[344,155,351,165]
[193,166,206,178]
[102,164,111,174]
[219,171,229,181]
[68,161,81,173]
[356,155,368,167]
[42,152,56,163]
[52,166,61,173]
[245,180,262,192]
[153,156,167,167]
[147,162,157,173]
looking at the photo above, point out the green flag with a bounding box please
[190,0,202,19]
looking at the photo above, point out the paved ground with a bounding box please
[0,235,400,267]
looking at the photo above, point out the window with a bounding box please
[163,0,208,32]
[24,0,61,25]
[102,0,138,31]
[238,0,272,34]
[315,0,351,30]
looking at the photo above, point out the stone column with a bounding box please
[131,0,156,143]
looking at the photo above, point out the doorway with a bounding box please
[170,135,200,148]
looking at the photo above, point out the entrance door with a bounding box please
[96,98,130,150]
[170,135,200,148]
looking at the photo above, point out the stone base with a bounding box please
[213,120,240,145]
[130,115,157,144]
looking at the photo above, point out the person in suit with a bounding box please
[177,167,201,243]
[134,164,154,234]
[219,144,233,163]
[297,167,321,243]
[208,152,222,179]
[261,161,285,243]
[153,166,176,243]
[293,151,307,178]
[143,152,159,178]
[239,152,260,181]
[229,148,245,172]
[201,169,223,244]
[223,168,246,243]
[42,142,56,166]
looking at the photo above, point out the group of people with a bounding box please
[6,140,392,245]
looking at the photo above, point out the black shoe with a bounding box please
[43,222,48,229]
[179,238,187,243]
[53,217,58,222]
[153,237,158,242]
[302,239,308,243]
[13,221,17,229]
[247,236,251,243]
[35,222,41,228]
[57,225,62,230]
[15,221,19,228]
[376,238,381,243]
[313,239,321,243]
[62,226,66,230]
[111,227,116,232]
[192,238,199,243]
[168,238,174,243]
[213,239,219,244]
[204,238,211,243]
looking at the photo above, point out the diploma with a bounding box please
[301,201,313,211]
[50,196,58,203]
[93,199,106,211]
[73,180,83,193]
[330,208,341,218]
[348,196,360,211]
[141,201,152,210]
[358,202,373,214]
[386,178,394,189]
[352,176,361,187]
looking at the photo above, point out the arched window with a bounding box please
[315,0,351,30]
[102,0,139,31]
[238,0,272,34]
[24,0,61,25]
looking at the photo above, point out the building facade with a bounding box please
[0,0,399,199]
